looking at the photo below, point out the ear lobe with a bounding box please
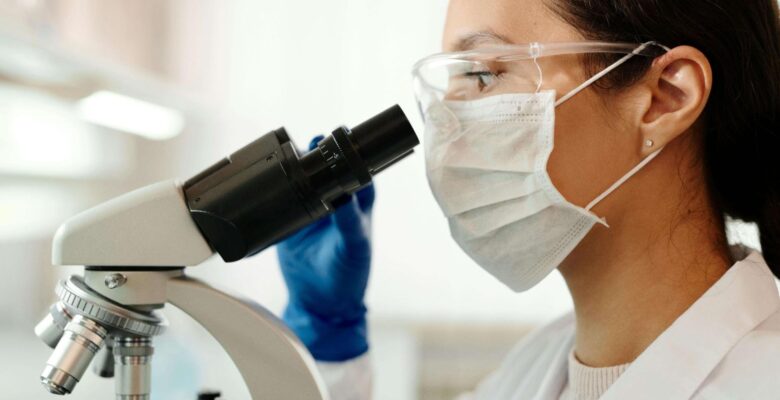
[639,46,712,156]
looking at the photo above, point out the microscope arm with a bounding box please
[167,276,329,400]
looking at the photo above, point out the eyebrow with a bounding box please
[451,30,513,52]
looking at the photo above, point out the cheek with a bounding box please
[547,91,638,208]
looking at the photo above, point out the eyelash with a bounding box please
[464,70,499,89]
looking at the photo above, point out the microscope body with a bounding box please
[41,178,330,399]
[35,105,419,399]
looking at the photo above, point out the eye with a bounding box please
[444,63,505,100]
[464,70,498,91]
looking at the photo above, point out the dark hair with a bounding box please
[548,0,780,277]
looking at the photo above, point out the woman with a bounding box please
[277,0,780,398]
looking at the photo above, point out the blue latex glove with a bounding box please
[277,135,374,362]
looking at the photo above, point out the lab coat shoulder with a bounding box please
[693,308,780,398]
[457,312,575,400]
[315,313,576,400]
[603,251,780,400]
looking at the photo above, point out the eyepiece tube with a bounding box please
[350,105,419,174]
[184,104,420,262]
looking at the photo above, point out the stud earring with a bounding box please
[645,139,655,148]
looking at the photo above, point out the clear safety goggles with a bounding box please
[412,41,670,120]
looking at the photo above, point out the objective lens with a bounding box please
[92,339,115,378]
[40,315,107,395]
[35,303,71,349]
[114,337,154,400]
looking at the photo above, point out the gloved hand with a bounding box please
[277,135,375,362]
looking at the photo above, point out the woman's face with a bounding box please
[442,0,648,220]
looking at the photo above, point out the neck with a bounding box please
[557,144,732,368]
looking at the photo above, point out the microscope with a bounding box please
[33,105,419,399]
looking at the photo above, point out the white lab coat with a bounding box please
[318,249,780,399]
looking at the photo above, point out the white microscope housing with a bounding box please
[40,179,329,400]
[52,180,213,268]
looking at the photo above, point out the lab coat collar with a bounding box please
[534,324,575,400]
[601,251,780,399]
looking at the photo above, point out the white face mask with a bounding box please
[424,57,663,292]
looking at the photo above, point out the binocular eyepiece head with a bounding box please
[184,104,419,262]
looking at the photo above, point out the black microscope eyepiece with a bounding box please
[183,105,419,262]
[298,105,417,207]
[350,105,420,174]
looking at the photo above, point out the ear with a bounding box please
[636,46,712,156]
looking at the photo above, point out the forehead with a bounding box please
[442,0,582,51]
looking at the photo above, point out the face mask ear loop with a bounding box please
[554,41,656,107]
[584,147,664,214]
[530,42,544,93]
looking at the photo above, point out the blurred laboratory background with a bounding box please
[0,1,765,399]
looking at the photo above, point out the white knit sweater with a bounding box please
[558,350,631,400]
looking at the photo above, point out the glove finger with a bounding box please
[308,135,325,151]
[355,183,376,213]
[332,194,369,246]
